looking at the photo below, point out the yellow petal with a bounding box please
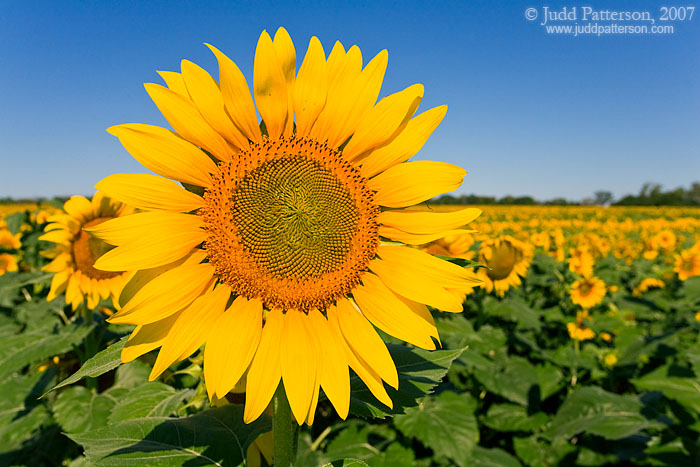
[377,245,482,290]
[370,258,462,313]
[43,252,72,273]
[352,273,436,349]
[47,269,70,302]
[253,30,288,139]
[335,299,398,389]
[244,309,284,424]
[280,309,317,425]
[205,296,263,400]
[108,262,214,325]
[379,208,481,235]
[293,37,327,137]
[118,250,205,308]
[95,173,203,212]
[310,45,383,148]
[180,59,249,149]
[326,304,393,409]
[107,123,216,187]
[342,83,423,161]
[89,212,206,271]
[361,105,448,178]
[307,309,349,419]
[38,229,72,246]
[121,311,182,363]
[144,83,235,161]
[379,227,476,245]
[149,285,229,380]
[64,196,93,223]
[205,43,261,142]
[369,161,467,208]
[157,71,188,97]
[273,27,296,137]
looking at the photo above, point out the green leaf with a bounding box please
[0,271,52,307]
[321,460,370,467]
[109,383,194,423]
[545,387,659,440]
[394,391,478,466]
[0,369,55,453]
[52,386,115,433]
[484,297,542,330]
[44,336,127,397]
[348,344,465,418]
[632,364,700,412]
[681,276,700,304]
[468,446,522,467]
[67,404,271,466]
[471,355,541,406]
[482,403,549,432]
[0,321,93,379]
[436,318,506,356]
[5,211,27,235]
[512,437,577,467]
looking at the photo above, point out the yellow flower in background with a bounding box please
[40,193,135,310]
[568,245,594,277]
[530,231,550,251]
[91,28,482,425]
[422,231,476,260]
[675,247,700,281]
[567,322,595,341]
[570,276,606,309]
[633,277,665,296]
[654,229,676,251]
[0,253,18,276]
[0,229,22,250]
[476,235,532,297]
[600,331,613,342]
[603,352,618,367]
[695,311,700,322]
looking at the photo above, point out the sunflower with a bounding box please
[566,310,595,341]
[91,28,482,425]
[0,253,18,276]
[633,277,665,297]
[476,235,532,297]
[569,276,606,309]
[40,193,134,310]
[568,245,594,277]
[675,247,700,281]
[0,229,21,250]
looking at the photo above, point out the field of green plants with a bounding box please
[2,204,700,466]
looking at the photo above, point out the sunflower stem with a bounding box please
[272,384,298,467]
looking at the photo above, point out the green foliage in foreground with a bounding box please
[3,210,700,466]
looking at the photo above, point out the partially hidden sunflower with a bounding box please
[40,193,135,310]
[476,235,532,297]
[89,28,482,425]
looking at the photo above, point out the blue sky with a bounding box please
[1,0,698,201]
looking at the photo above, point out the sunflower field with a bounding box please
[2,200,700,466]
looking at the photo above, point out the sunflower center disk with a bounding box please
[202,137,379,311]
[73,217,121,280]
[487,243,521,281]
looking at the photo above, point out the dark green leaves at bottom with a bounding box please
[545,387,660,440]
[68,404,271,466]
[394,391,478,466]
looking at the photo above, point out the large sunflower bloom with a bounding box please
[91,28,482,425]
[40,193,135,310]
[569,276,606,309]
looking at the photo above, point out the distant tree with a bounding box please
[593,191,613,205]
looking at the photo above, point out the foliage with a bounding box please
[2,204,700,465]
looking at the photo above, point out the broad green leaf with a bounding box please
[512,437,576,467]
[680,276,700,304]
[53,386,115,433]
[471,355,540,406]
[5,211,27,234]
[394,391,478,466]
[44,336,127,396]
[436,317,506,356]
[324,422,407,466]
[482,404,549,432]
[534,363,564,401]
[0,321,93,379]
[14,299,63,328]
[348,344,465,418]
[321,460,370,467]
[484,297,542,330]
[109,383,194,423]
[0,271,52,307]
[545,387,659,440]
[632,364,700,412]
[0,369,55,453]
[468,446,521,466]
[68,404,271,466]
